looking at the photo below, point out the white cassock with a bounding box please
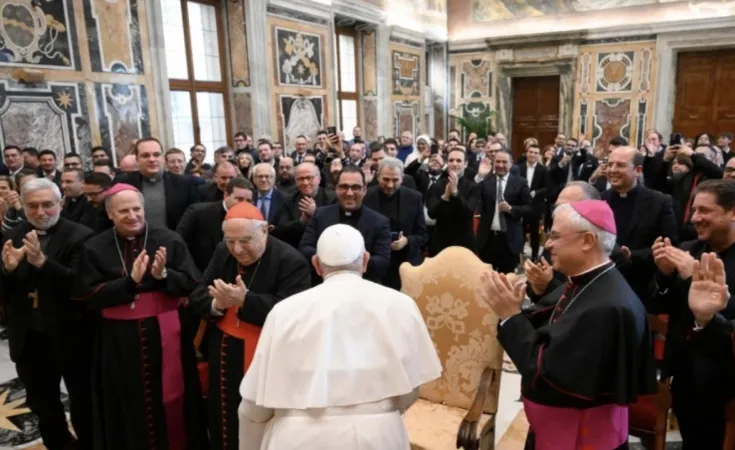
[238,271,442,450]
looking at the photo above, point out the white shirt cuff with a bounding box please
[211,299,224,316]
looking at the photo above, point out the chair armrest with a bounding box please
[457,367,495,450]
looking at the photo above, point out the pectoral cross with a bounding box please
[28,291,38,309]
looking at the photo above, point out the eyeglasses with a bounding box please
[224,235,258,245]
[337,184,364,192]
[725,167,735,173]
[25,201,58,211]
[546,230,587,242]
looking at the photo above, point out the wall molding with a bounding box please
[448,16,735,53]
[266,2,331,26]
[390,26,427,48]
[331,0,385,25]
[653,25,735,140]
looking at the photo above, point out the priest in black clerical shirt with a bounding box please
[60,168,88,223]
[363,157,426,290]
[602,146,678,304]
[299,165,391,284]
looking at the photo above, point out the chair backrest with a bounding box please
[400,246,503,413]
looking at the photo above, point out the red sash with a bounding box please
[216,307,261,372]
[101,293,186,450]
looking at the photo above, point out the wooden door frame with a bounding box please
[653,26,735,140]
[495,61,575,145]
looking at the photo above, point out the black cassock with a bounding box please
[73,226,208,450]
[190,237,311,450]
[498,262,657,450]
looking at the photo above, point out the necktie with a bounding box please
[428,175,439,190]
[552,280,576,322]
[259,197,269,221]
[497,177,507,231]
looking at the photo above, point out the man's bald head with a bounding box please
[555,181,601,206]
[119,155,138,172]
[610,146,643,167]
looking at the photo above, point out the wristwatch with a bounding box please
[156,268,168,280]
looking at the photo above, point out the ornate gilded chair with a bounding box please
[401,247,504,450]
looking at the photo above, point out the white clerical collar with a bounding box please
[566,259,611,281]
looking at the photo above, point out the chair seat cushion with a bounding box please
[404,399,492,450]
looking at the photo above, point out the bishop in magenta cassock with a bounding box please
[189,201,311,450]
[73,183,208,450]
[482,200,656,449]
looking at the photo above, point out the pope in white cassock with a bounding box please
[238,224,442,450]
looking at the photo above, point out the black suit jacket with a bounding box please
[61,195,89,223]
[363,186,428,265]
[426,176,479,255]
[278,188,337,248]
[299,204,391,283]
[476,173,532,256]
[254,188,288,227]
[517,163,548,218]
[0,218,93,361]
[602,186,678,301]
[115,171,199,230]
[198,182,224,203]
[176,201,226,272]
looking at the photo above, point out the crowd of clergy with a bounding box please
[0,126,732,450]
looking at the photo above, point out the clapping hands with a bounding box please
[688,252,729,327]
[209,275,248,310]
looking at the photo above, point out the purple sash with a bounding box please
[523,398,628,449]
[102,293,186,450]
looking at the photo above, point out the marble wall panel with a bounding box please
[361,30,377,96]
[275,27,323,88]
[0,81,92,162]
[278,95,324,149]
[233,93,253,134]
[573,41,656,151]
[363,98,378,141]
[228,0,249,87]
[84,0,144,73]
[394,100,420,137]
[0,0,81,69]
[392,51,421,96]
[94,83,150,165]
[266,14,331,147]
[592,98,632,146]
[449,53,494,138]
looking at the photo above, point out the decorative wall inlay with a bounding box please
[94,82,150,166]
[429,44,448,139]
[639,48,652,92]
[461,59,492,98]
[233,92,253,134]
[0,0,80,70]
[227,0,250,87]
[0,81,91,160]
[635,98,648,149]
[275,27,322,88]
[580,53,591,95]
[461,101,494,129]
[592,98,631,147]
[363,98,378,141]
[514,46,557,60]
[278,95,323,149]
[449,65,457,110]
[595,52,634,93]
[573,42,656,151]
[392,51,421,96]
[361,30,377,96]
[266,5,329,26]
[84,0,144,73]
[394,100,420,137]
[582,35,658,46]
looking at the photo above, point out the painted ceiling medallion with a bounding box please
[596,52,634,93]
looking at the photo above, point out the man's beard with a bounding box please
[29,213,60,231]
